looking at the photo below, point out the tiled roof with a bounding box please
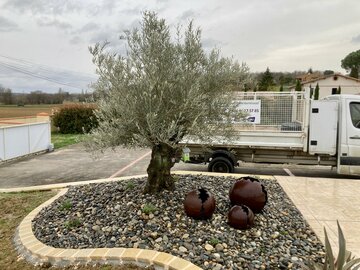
[301,73,360,85]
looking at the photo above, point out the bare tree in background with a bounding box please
[0,85,13,105]
[87,12,249,193]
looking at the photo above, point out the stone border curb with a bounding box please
[1,171,274,193]
[1,174,149,193]
[15,176,208,270]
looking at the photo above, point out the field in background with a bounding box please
[0,105,60,118]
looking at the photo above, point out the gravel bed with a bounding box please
[33,175,325,269]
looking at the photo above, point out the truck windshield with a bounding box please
[350,102,360,128]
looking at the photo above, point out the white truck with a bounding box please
[179,91,360,176]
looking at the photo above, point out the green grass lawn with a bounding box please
[51,132,85,149]
[0,191,56,269]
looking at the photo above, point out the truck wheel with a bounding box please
[208,157,234,173]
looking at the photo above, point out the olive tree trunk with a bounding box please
[144,143,176,194]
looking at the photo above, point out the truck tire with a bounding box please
[208,157,234,173]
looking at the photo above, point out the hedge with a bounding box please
[52,103,98,134]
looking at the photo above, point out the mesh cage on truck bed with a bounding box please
[233,91,307,133]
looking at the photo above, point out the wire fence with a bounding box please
[233,91,306,132]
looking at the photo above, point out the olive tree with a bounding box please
[87,12,248,193]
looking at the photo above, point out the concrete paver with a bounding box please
[275,175,360,257]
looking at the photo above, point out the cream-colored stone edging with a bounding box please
[173,170,275,180]
[14,172,272,269]
[1,171,274,193]
[1,174,149,193]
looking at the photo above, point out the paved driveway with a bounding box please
[0,144,151,188]
[1,143,359,188]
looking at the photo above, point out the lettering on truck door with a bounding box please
[342,99,360,175]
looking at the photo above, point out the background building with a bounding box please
[290,73,360,99]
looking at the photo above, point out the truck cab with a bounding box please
[324,95,360,175]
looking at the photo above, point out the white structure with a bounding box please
[0,113,52,161]
[294,73,360,99]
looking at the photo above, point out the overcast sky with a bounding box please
[0,0,360,93]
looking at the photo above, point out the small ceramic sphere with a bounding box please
[227,205,254,230]
[183,188,216,220]
[229,176,267,213]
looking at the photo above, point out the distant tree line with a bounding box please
[246,68,335,92]
[248,66,354,92]
[0,86,92,105]
[0,85,13,104]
